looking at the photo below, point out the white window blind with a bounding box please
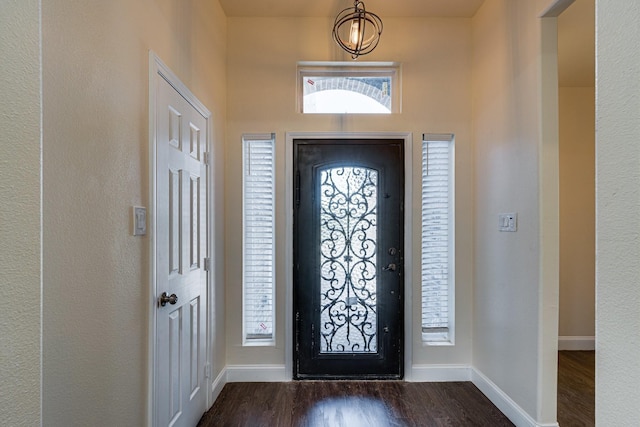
[421,134,455,343]
[242,134,276,345]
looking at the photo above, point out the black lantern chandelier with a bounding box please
[332,1,383,59]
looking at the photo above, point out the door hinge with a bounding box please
[311,322,315,350]
[204,363,211,379]
[203,151,210,166]
[204,257,211,271]
[295,311,299,352]
[295,170,301,207]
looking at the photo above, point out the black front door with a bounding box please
[293,139,404,379]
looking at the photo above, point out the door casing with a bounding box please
[285,132,414,381]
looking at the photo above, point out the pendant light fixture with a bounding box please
[332,1,383,59]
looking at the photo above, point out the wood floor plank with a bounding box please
[557,351,595,426]
[198,381,514,426]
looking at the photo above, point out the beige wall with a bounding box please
[0,0,42,425]
[596,1,640,424]
[41,0,226,425]
[14,0,640,424]
[472,0,558,423]
[559,86,595,338]
[225,17,475,368]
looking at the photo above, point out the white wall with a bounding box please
[596,1,640,424]
[559,87,595,339]
[472,0,558,423]
[225,17,475,369]
[0,1,42,425]
[41,0,227,425]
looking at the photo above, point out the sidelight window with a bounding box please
[242,134,276,345]
[421,134,455,344]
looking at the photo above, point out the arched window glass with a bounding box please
[298,63,400,114]
[305,89,390,114]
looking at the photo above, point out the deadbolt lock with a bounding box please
[383,263,397,272]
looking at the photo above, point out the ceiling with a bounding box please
[218,0,485,18]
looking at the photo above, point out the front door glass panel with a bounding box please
[319,167,378,353]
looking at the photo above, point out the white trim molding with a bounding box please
[558,336,595,351]
[226,365,288,383]
[221,364,471,384]
[211,368,227,403]
[409,365,471,382]
[472,368,559,427]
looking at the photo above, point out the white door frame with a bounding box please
[536,0,566,423]
[284,131,414,380]
[148,52,213,426]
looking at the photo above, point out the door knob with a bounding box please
[159,292,178,307]
[383,263,397,272]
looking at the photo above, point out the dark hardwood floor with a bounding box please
[557,351,595,426]
[198,351,595,426]
[198,381,514,427]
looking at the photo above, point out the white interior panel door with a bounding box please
[155,73,208,427]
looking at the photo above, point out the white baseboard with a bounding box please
[211,368,227,403]
[472,368,559,427]
[225,364,288,382]
[409,364,471,382]
[223,364,471,383]
[558,336,595,351]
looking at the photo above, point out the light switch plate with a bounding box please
[498,213,517,232]
[133,206,147,236]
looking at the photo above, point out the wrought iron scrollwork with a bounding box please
[319,167,378,353]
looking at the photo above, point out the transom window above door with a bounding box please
[298,62,401,114]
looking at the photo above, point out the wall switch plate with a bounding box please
[498,213,517,232]
[133,206,147,236]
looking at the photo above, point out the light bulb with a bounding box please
[349,19,360,46]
